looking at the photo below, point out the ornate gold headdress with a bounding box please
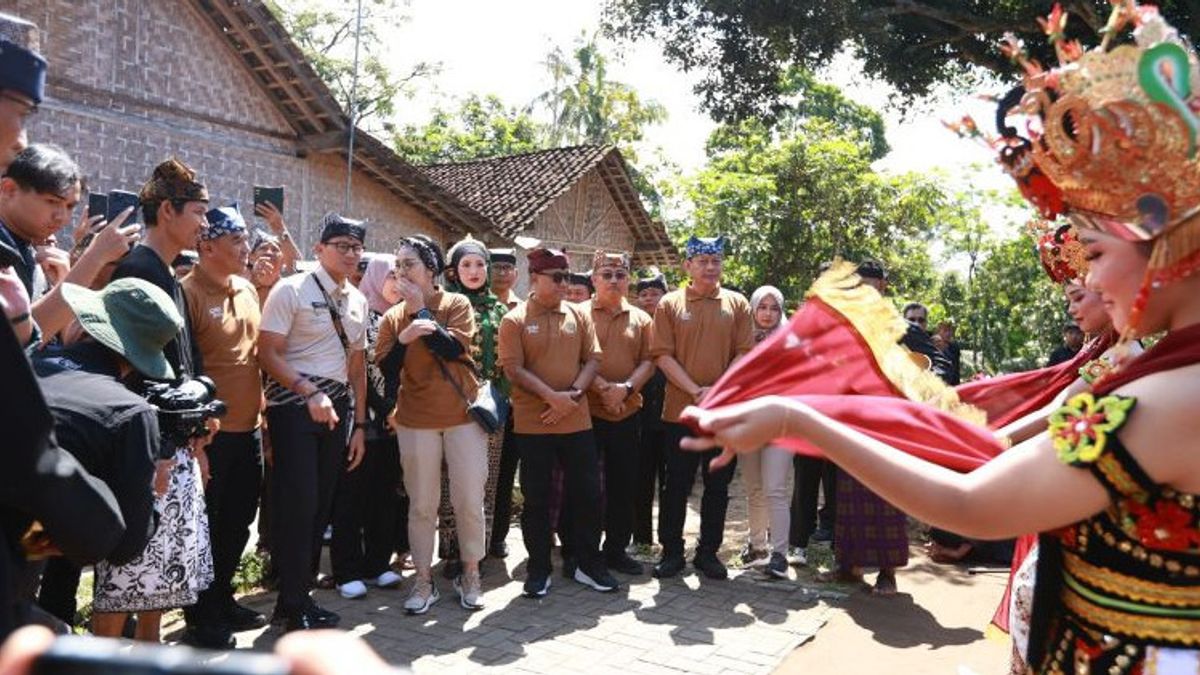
[1001,1,1200,330]
[1027,219,1089,284]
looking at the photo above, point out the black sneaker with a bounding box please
[224,601,267,631]
[652,554,686,579]
[180,625,235,649]
[765,552,789,579]
[692,552,728,580]
[574,564,619,593]
[523,573,551,598]
[279,601,340,632]
[606,553,644,576]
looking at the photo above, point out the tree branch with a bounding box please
[865,0,1012,34]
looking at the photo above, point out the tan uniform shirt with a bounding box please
[376,289,478,430]
[650,285,754,423]
[583,297,652,422]
[181,265,263,432]
[498,295,601,435]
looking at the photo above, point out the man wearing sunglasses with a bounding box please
[498,247,617,597]
[580,251,655,576]
[650,235,754,581]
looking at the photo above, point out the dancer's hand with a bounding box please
[681,397,798,454]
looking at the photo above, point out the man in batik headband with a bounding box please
[180,204,267,646]
[632,266,670,553]
[579,250,655,575]
[498,247,617,597]
[258,212,369,631]
[566,270,593,304]
[649,234,753,580]
[488,248,520,309]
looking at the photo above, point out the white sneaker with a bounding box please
[404,578,440,615]
[786,546,808,566]
[337,579,368,599]
[454,571,484,611]
[372,570,403,588]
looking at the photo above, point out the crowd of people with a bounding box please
[4,3,1200,674]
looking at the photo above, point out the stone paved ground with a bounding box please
[170,471,845,673]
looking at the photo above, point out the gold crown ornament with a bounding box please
[1026,219,1089,284]
[1001,1,1200,332]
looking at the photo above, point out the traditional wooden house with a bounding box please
[421,145,676,283]
[11,0,676,270]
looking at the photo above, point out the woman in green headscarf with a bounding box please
[438,236,512,572]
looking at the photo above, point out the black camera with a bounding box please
[143,376,226,457]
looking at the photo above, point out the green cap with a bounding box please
[61,278,184,380]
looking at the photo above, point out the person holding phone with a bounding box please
[0,145,138,343]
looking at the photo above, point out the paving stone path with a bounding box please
[203,473,844,673]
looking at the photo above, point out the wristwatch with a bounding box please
[622,382,634,399]
[568,389,584,402]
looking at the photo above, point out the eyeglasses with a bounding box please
[907,316,928,325]
[536,271,571,284]
[598,270,629,282]
[396,258,422,271]
[492,263,516,273]
[328,241,364,255]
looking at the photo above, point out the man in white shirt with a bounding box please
[258,214,369,632]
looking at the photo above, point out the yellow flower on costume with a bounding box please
[1048,394,1137,466]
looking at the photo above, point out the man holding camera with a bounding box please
[179,205,266,647]
[258,214,368,631]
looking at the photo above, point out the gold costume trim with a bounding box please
[806,262,987,427]
[1065,552,1200,608]
[1063,584,1200,646]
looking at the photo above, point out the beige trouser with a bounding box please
[741,445,793,555]
[397,422,488,573]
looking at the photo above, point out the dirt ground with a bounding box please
[773,553,1011,674]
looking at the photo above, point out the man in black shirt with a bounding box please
[110,158,208,377]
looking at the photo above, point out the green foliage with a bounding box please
[604,0,1200,120]
[681,116,942,304]
[531,32,668,163]
[937,236,1065,375]
[393,95,548,164]
[232,549,268,594]
[267,0,439,130]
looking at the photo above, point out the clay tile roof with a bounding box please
[419,145,613,237]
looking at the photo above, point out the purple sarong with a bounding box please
[834,468,909,569]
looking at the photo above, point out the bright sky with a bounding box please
[382,0,1020,231]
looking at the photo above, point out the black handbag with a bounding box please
[433,355,509,434]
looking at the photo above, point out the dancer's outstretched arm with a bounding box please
[683,368,1200,540]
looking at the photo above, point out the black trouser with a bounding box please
[517,430,602,577]
[330,434,400,583]
[789,455,837,546]
[267,400,349,613]
[593,416,640,558]
[37,557,81,627]
[490,418,519,550]
[633,419,666,546]
[658,422,736,558]
[187,429,263,627]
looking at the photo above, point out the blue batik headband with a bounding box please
[685,235,726,259]
[201,203,247,241]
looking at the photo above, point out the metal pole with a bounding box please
[344,0,364,212]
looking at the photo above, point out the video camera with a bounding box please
[143,376,226,457]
